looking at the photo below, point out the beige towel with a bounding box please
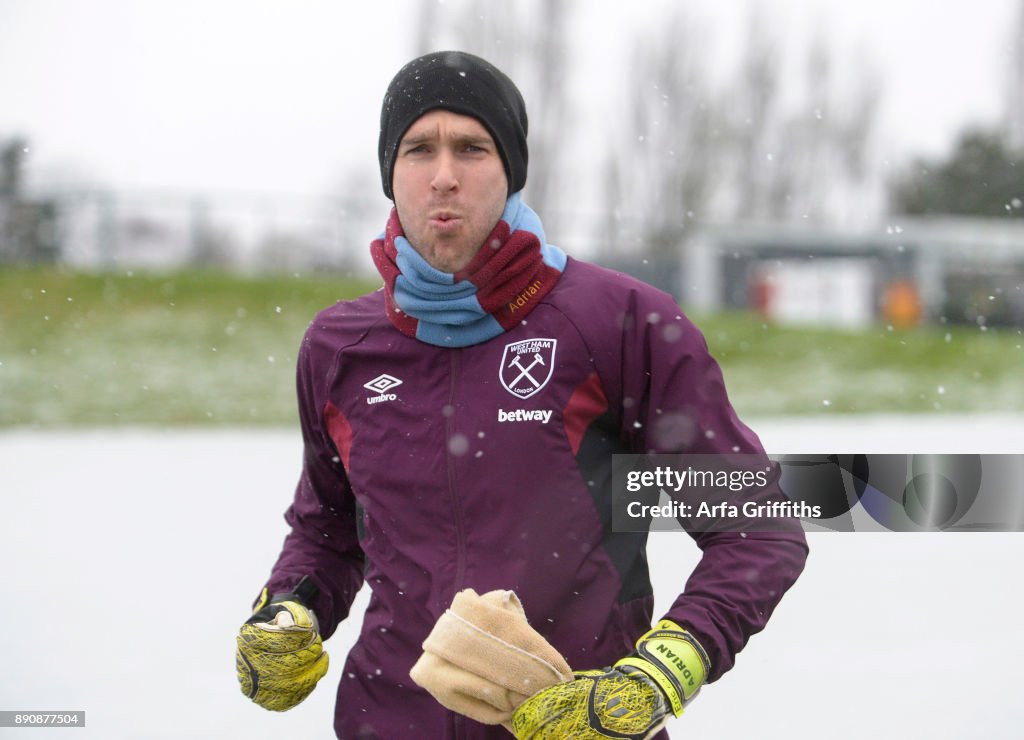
[409,589,572,726]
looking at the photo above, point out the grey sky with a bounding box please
[0,0,1019,201]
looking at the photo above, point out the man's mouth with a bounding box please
[429,212,462,230]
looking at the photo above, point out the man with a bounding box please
[236,51,808,739]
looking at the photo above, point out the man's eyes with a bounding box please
[402,143,490,155]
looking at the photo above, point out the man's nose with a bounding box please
[430,150,458,192]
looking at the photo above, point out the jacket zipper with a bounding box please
[447,349,468,596]
[452,712,466,739]
[444,351,468,740]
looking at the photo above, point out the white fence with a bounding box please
[4,186,386,275]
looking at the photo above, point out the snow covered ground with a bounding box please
[1,416,1021,739]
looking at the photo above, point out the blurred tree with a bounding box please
[890,128,1024,217]
[1,137,27,199]
[906,0,1024,217]
[768,32,880,223]
[603,8,881,259]
[1,137,60,263]
[413,0,440,57]
[727,5,785,221]
[1006,0,1024,149]
[610,9,719,258]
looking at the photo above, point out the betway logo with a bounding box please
[364,374,402,404]
[498,409,553,424]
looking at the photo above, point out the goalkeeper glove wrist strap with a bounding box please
[614,619,711,717]
[251,575,319,614]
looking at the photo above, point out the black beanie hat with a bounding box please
[378,50,528,200]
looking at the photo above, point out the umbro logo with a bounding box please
[364,374,402,394]
[364,374,402,405]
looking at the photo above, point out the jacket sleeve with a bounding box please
[607,285,808,683]
[260,322,366,640]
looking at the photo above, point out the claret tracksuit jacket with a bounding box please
[263,256,808,739]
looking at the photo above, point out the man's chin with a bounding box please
[419,243,481,274]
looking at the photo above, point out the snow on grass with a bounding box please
[3,269,1023,426]
[0,417,1021,738]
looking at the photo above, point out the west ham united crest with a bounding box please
[499,338,557,399]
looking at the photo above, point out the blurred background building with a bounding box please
[676,218,1024,328]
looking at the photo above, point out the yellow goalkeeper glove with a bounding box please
[235,576,329,711]
[511,620,710,739]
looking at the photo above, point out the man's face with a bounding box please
[392,109,509,273]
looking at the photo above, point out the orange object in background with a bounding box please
[882,279,923,328]
[749,273,775,316]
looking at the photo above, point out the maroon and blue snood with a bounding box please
[370,194,566,348]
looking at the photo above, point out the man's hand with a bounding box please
[235,576,329,711]
[510,620,710,739]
